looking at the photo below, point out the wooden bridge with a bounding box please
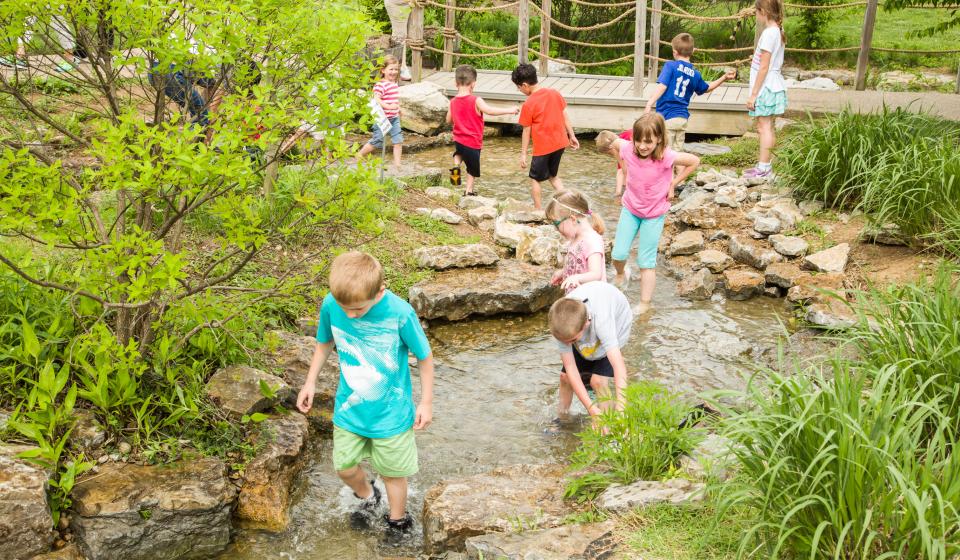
[424,69,753,135]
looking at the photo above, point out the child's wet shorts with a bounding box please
[333,426,418,478]
[562,346,614,387]
[529,148,564,181]
[453,142,481,177]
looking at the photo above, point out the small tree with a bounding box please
[0,0,381,356]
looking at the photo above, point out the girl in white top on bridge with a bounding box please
[744,0,788,179]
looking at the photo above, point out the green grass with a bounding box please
[699,136,760,169]
[402,214,481,246]
[622,504,754,559]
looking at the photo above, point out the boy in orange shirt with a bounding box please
[512,63,579,209]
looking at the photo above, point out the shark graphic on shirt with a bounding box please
[331,322,405,413]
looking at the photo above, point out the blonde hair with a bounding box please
[379,54,400,80]
[544,189,605,235]
[328,251,385,305]
[632,113,667,160]
[671,33,695,57]
[595,130,619,155]
[755,0,786,44]
[549,298,589,341]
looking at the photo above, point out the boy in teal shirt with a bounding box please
[297,251,434,544]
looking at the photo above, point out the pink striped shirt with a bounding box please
[374,80,401,118]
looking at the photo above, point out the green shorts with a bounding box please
[332,426,418,478]
[749,88,787,117]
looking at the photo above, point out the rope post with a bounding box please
[955,57,959,94]
[633,0,647,93]
[410,2,425,82]
[539,0,552,76]
[518,0,529,64]
[855,0,878,91]
[443,0,456,72]
[647,0,662,85]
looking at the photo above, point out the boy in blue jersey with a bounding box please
[644,33,736,152]
[296,251,434,544]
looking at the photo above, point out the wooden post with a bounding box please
[633,0,647,93]
[855,0,879,91]
[518,0,529,64]
[539,0,552,76]
[647,0,662,85]
[410,3,425,82]
[955,58,959,94]
[443,0,456,71]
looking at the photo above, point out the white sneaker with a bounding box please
[400,66,412,81]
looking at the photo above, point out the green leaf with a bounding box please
[20,317,40,359]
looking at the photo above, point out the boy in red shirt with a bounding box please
[445,64,519,196]
[512,63,579,209]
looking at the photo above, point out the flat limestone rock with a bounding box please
[493,216,537,249]
[431,207,463,224]
[697,249,734,273]
[786,273,846,304]
[669,230,705,256]
[598,478,704,512]
[0,444,54,560]
[805,300,857,330]
[264,330,339,428]
[764,262,806,289]
[466,206,497,228]
[728,236,783,270]
[802,243,850,274]
[71,457,236,560]
[205,365,293,419]
[723,269,765,300]
[414,244,499,270]
[683,142,732,156]
[458,195,498,211]
[424,186,455,200]
[422,464,570,554]
[677,268,715,300]
[769,234,809,257]
[409,260,562,321]
[465,520,617,560]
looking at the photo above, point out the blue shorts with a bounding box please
[369,116,403,148]
[611,207,665,269]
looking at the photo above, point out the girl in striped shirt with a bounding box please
[358,55,404,167]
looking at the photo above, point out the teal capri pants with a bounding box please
[611,207,666,269]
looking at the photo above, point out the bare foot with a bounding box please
[633,301,651,315]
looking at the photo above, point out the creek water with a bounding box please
[220,137,786,559]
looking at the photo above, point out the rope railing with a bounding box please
[407,0,960,91]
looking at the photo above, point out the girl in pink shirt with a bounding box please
[545,189,607,294]
[612,113,699,313]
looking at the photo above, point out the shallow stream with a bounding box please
[220,137,786,559]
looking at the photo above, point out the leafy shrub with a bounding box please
[780,108,960,256]
[566,382,703,500]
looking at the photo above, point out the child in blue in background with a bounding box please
[643,33,736,152]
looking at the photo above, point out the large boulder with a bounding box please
[236,413,310,531]
[398,82,449,135]
[205,365,293,419]
[728,236,783,270]
[422,464,570,554]
[414,244,499,270]
[464,521,617,560]
[802,243,850,274]
[598,478,704,512]
[71,458,236,560]
[409,260,562,321]
[0,444,54,560]
[265,330,340,428]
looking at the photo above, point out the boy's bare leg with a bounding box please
[590,376,612,410]
[392,144,402,167]
[530,178,542,209]
[558,373,574,415]
[548,176,565,193]
[338,465,374,498]
[465,174,476,194]
[382,476,408,520]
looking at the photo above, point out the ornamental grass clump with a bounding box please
[715,266,960,559]
[565,382,703,502]
[779,108,960,256]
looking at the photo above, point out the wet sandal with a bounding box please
[449,166,462,186]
